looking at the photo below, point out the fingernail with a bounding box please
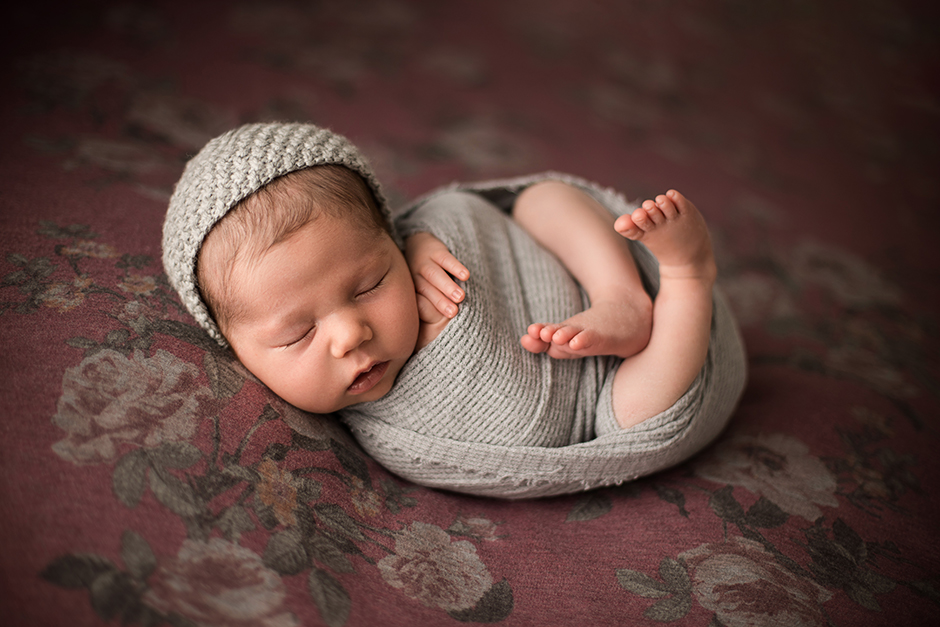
[446,305,457,317]
[452,289,463,300]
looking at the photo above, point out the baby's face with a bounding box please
[222,214,420,414]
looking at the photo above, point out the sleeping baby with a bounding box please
[163,122,746,498]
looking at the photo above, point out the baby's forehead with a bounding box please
[228,206,386,267]
[234,213,390,295]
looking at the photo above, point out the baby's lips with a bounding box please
[347,361,389,394]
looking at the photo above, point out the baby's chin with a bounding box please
[281,379,396,415]
[284,392,351,415]
[258,381,346,416]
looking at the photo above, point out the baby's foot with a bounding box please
[615,190,716,282]
[521,298,652,359]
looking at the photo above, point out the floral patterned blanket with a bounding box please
[2,1,938,626]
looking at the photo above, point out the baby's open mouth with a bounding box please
[348,361,389,394]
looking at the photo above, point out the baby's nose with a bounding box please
[330,313,373,358]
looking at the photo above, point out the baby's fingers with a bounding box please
[414,274,459,318]
[417,260,466,305]
[433,250,470,284]
[405,232,469,304]
[416,293,447,324]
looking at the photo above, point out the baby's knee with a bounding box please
[512,180,579,220]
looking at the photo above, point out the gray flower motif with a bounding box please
[681,536,832,627]
[695,432,838,521]
[52,349,211,464]
[144,538,298,627]
[379,521,493,612]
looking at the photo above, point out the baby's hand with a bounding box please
[405,232,469,320]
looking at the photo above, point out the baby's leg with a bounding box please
[610,190,716,429]
[513,181,652,360]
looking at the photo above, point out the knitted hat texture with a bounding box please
[162,122,393,347]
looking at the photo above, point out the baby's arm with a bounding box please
[512,181,653,360]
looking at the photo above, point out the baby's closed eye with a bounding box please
[358,272,388,298]
[279,325,316,349]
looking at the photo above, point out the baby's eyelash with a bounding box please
[281,326,315,349]
[359,273,387,297]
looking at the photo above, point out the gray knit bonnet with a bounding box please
[162,122,394,347]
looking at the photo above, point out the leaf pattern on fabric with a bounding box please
[616,558,692,622]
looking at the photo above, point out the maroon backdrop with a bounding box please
[2,1,938,626]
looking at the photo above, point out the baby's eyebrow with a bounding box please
[355,249,390,278]
[252,302,313,341]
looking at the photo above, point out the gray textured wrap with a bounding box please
[342,172,748,499]
[162,122,392,347]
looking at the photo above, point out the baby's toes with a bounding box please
[551,325,581,347]
[642,199,667,225]
[538,323,564,343]
[567,329,598,352]
[655,194,679,219]
[614,214,640,237]
[546,344,581,360]
[521,334,550,354]
[666,189,694,214]
[631,206,655,231]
